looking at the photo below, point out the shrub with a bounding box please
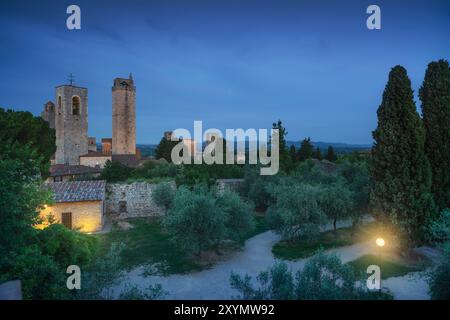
[163,185,227,255]
[118,284,167,300]
[230,251,390,300]
[296,251,365,300]
[4,245,66,300]
[291,160,337,185]
[152,182,176,210]
[37,224,98,269]
[427,209,450,300]
[426,208,450,243]
[248,177,271,210]
[318,180,354,232]
[338,161,370,228]
[100,160,133,182]
[266,182,326,241]
[76,242,125,299]
[175,163,245,187]
[132,162,177,180]
[217,190,255,241]
[230,262,294,300]
[428,244,450,300]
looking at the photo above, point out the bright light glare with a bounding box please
[376,238,385,247]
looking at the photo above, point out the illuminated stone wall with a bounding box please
[39,200,104,233]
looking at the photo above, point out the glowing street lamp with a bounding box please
[376,238,385,247]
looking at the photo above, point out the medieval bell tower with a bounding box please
[54,84,88,165]
[112,74,136,155]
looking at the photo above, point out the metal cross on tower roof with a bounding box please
[68,73,75,86]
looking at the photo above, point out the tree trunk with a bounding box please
[333,217,337,234]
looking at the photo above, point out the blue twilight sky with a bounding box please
[0,0,449,144]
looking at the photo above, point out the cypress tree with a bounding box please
[313,147,322,160]
[419,60,450,211]
[371,65,434,248]
[289,145,297,162]
[325,146,337,162]
[272,120,293,172]
[155,136,178,162]
[297,137,314,161]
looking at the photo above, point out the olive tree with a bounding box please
[152,182,175,211]
[217,190,255,241]
[266,181,326,242]
[318,180,354,232]
[230,251,389,300]
[163,186,227,255]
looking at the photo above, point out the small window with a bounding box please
[62,212,73,229]
[57,96,62,115]
[54,176,62,182]
[72,96,80,115]
[119,201,127,213]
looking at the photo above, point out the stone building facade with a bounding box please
[54,85,89,165]
[40,201,104,233]
[105,181,175,219]
[101,138,112,155]
[79,153,111,169]
[41,101,55,129]
[42,75,139,170]
[88,137,97,152]
[112,74,136,155]
[39,180,106,233]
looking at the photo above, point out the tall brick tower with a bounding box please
[112,74,136,155]
[54,84,88,165]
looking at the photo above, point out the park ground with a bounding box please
[96,216,439,300]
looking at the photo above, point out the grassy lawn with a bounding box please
[347,254,430,279]
[96,217,202,275]
[272,222,377,261]
[97,213,269,275]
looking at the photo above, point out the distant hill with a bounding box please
[287,141,372,154]
[137,144,158,158]
[134,141,372,158]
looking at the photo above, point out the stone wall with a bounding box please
[106,181,175,219]
[216,179,245,194]
[79,155,111,169]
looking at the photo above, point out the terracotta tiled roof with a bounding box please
[49,164,102,177]
[49,180,106,203]
[79,152,111,158]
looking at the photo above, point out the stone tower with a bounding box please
[112,74,136,155]
[41,101,55,129]
[54,85,88,165]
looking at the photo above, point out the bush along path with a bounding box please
[113,219,435,299]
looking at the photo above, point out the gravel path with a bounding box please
[114,220,433,300]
